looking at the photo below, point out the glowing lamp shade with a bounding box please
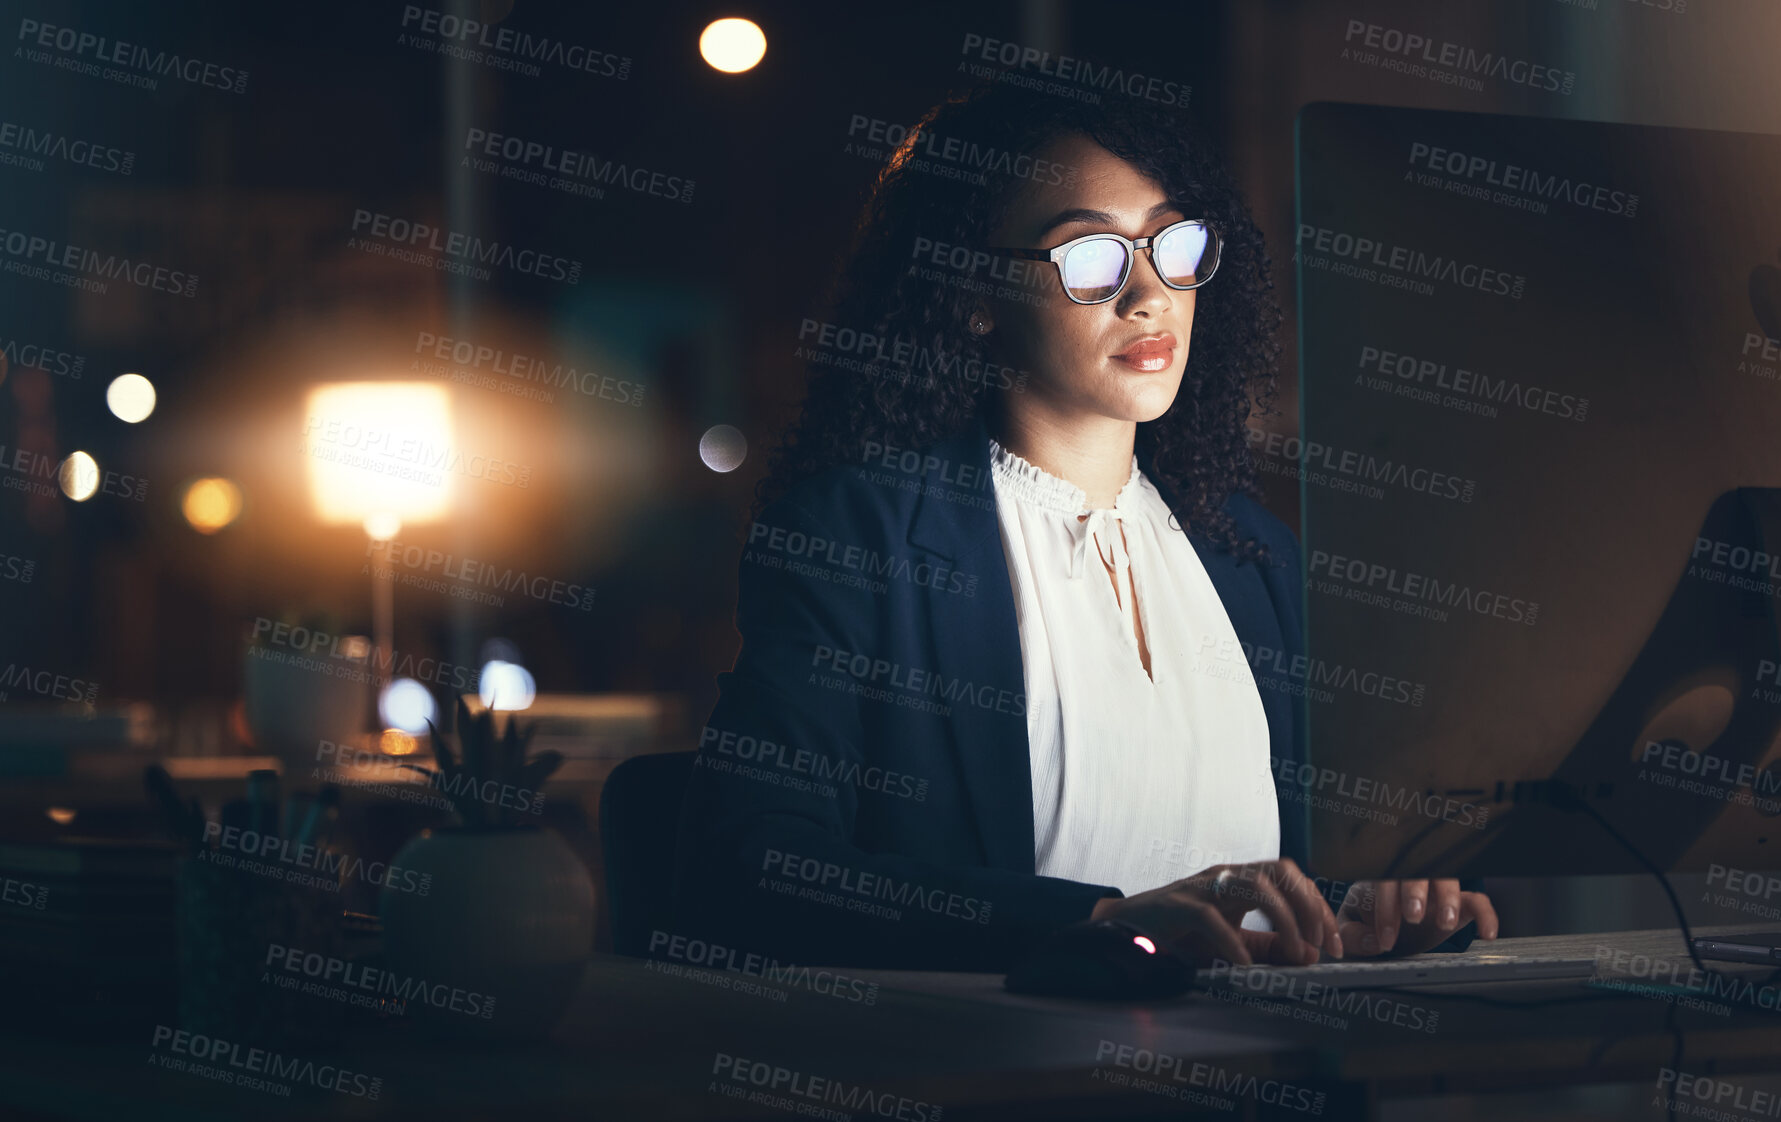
[699,18,766,73]
[304,383,454,528]
[363,511,403,542]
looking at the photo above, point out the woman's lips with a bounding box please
[1110,338,1176,373]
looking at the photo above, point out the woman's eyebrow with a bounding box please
[1033,200,1181,242]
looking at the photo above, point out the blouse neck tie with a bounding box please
[985,435,1146,583]
[1071,506,1132,582]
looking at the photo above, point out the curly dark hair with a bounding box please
[755,81,1284,563]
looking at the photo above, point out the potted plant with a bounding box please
[377,697,595,1038]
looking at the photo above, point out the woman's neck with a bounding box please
[989,407,1137,510]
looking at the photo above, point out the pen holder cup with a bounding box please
[176,854,346,1049]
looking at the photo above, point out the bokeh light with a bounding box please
[379,677,437,734]
[59,452,99,501]
[106,373,157,423]
[699,18,766,73]
[479,660,537,711]
[379,728,420,757]
[699,424,747,472]
[182,477,243,533]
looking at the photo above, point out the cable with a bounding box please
[1383,778,1768,991]
[1543,785,1715,974]
[1373,811,1781,1015]
[1665,998,1684,1122]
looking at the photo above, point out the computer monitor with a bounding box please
[1292,100,1781,878]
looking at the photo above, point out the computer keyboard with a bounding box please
[1197,953,1600,990]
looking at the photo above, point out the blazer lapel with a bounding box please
[908,415,1036,874]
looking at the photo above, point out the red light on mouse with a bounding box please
[1133,936,1157,954]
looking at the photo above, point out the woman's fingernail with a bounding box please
[1382,926,1397,950]
[1361,932,1378,954]
[1442,905,1457,928]
[1406,899,1423,921]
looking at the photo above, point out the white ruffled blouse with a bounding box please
[986,436,1279,897]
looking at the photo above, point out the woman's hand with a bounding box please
[1089,858,1344,966]
[1336,880,1500,957]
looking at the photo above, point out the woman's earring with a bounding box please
[970,316,991,335]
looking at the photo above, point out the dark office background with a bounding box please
[4,0,1781,933]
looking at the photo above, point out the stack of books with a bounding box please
[0,704,157,779]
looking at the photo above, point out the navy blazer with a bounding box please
[672,414,1330,972]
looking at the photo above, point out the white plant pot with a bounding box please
[242,642,370,774]
[378,825,596,1038]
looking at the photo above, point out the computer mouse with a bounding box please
[1004,919,1194,1000]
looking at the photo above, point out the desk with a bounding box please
[3,924,1779,1120]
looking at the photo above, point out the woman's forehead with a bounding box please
[996,138,1177,243]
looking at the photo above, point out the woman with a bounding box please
[672,82,1497,972]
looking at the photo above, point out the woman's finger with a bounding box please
[1338,918,1376,957]
[1168,899,1252,966]
[1459,891,1500,939]
[1429,879,1463,933]
[1338,880,1378,921]
[1217,865,1312,963]
[1239,927,1314,966]
[1267,858,1340,960]
[1370,880,1403,953]
[1399,879,1429,924]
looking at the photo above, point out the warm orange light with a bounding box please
[46,807,77,825]
[303,383,454,527]
[183,477,243,533]
[363,512,402,541]
[379,728,420,756]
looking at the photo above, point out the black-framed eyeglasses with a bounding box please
[986,219,1223,306]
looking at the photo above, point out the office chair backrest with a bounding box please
[599,751,695,957]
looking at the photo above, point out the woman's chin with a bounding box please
[1100,385,1182,424]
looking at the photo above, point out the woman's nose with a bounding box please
[1118,255,1176,316]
